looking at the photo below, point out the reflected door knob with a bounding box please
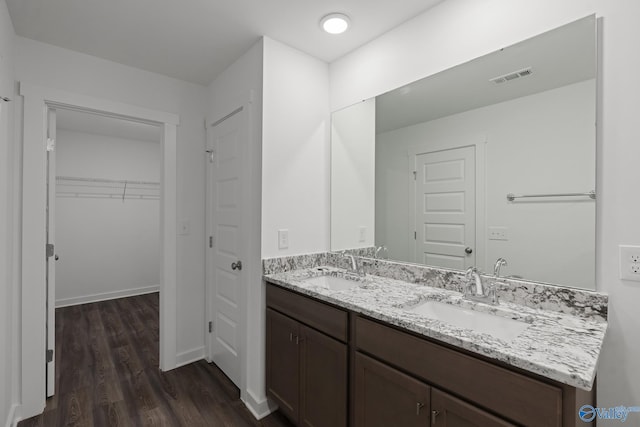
[465,247,473,254]
[231,260,242,271]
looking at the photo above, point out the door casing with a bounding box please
[19,82,179,419]
[408,134,487,271]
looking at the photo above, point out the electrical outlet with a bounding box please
[278,229,289,250]
[620,245,640,281]
[359,226,366,243]
[488,226,509,241]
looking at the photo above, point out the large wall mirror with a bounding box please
[331,15,596,290]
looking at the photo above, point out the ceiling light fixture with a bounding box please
[320,13,350,35]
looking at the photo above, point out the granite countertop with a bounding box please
[264,266,607,391]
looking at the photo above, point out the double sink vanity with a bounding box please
[263,253,608,427]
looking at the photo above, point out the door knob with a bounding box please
[231,260,242,271]
[465,247,473,254]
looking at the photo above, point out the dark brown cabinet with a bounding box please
[354,352,514,427]
[430,389,515,427]
[354,352,430,427]
[266,288,348,427]
[266,308,300,422]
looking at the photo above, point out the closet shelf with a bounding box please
[56,176,160,200]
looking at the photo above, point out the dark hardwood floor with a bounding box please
[19,293,293,427]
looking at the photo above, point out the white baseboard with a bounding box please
[242,388,277,420]
[5,403,19,427]
[175,346,205,368]
[55,285,160,308]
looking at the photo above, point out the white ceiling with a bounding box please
[6,0,444,86]
[57,108,161,142]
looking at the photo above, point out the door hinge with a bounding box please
[206,150,214,163]
[209,235,214,248]
[46,349,53,363]
[208,321,213,333]
[414,231,417,240]
[413,170,417,180]
[46,138,55,152]
[46,243,55,258]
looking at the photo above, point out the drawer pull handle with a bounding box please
[416,402,424,415]
[431,410,440,424]
[289,332,293,342]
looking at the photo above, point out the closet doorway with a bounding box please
[20,83,179,418]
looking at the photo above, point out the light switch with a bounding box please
[179,219,190,235]
[278,229,289,249]
[488,226,508,241]
[359,226,366,243]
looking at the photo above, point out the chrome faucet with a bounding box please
[375,245,388,260]
[463,266,498,305]
[342,252,365,277]
[494,258,508,279]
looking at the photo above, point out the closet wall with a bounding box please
[55,125,161,307]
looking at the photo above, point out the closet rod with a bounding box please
[56,175,159,186]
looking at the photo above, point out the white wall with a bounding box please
[376,80,595,288]
[14,36,208,377]
[329,0,639,411]
[330,98,376,251]
[55,129,160,306]
[207,39,267,417]
[0,0,16,424]
[262,37,330,258]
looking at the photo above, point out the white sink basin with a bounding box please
[302,275,361,291]
[407,301,529,342]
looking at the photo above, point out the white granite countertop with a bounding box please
[264,266,607,391]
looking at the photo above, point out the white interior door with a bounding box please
[45,107,57,397]
[206,107,246,388]
[413,146,476,269]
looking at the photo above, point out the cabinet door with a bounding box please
[299,324,348,427]
[266,308,300,423]
[431,388,516,427]
[355,352,430,427]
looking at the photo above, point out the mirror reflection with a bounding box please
[331,15,596,289]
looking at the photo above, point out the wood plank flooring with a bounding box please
[19,293,293,427]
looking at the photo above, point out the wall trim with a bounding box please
[4,403,19,427]
[55,286,159,308]
[242,389,277,420]
[175,346,205,368]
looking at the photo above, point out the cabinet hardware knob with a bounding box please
[416,402,424,415]
[431,410,440,424]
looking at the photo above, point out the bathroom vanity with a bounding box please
[263,258,607,427]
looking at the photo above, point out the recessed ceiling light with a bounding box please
[320,13,350,35]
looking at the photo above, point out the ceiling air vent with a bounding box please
[489,67,533,84]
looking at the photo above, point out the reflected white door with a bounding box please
[46,108,57,397]
[413,146,475,269]
[206,108,246,387]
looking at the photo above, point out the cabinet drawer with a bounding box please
[266,283,348,342]
[356,316,562,427]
